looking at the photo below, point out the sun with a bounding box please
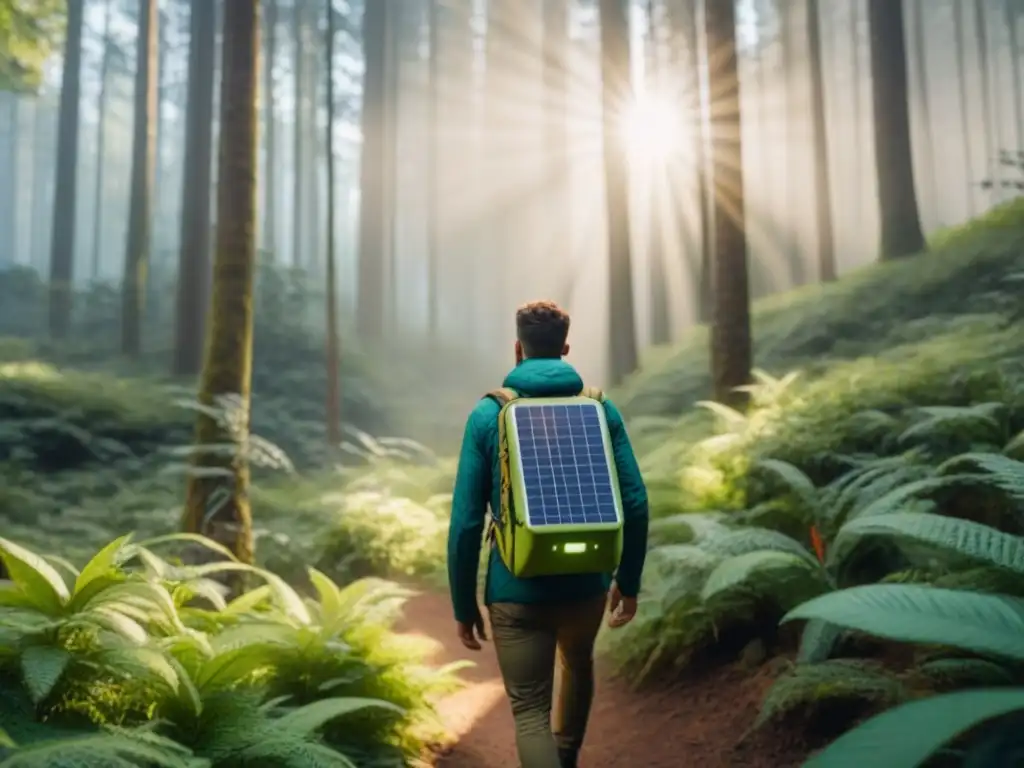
[620,92,681,162]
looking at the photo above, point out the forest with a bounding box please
[1,0,1024,765]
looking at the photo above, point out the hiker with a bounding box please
[447,300,650,768]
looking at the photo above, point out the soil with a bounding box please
[395,591,820,768]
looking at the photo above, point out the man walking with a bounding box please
[447,300,650,768]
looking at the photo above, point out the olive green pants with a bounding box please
[488,595,607,768]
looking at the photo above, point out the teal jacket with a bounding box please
[447,357,650,624]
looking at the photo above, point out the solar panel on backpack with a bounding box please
[513,403,620,528]
[493,395,624,578]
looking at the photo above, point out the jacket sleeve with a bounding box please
[447,401,493,624]
[603,397,649,598]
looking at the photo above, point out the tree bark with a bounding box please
[324,0,341,446]
[705,0,752,407]
[182,0,260,565]
[356,0,388,339]
[807,0,836,281]
[263,0,278,260]
[866,0,926,259]
[120,0,159,356]
[90,0,114,281]
[173,0,217,377]
[47,0,85,338]
[598,0,639,386]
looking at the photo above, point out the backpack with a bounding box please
[483,386,624,578]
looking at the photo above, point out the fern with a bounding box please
[755,659,907,729]
[701,551,828,614]
[917,658,1016,691]
[938,452,1024,502]
[828,511,1024,577]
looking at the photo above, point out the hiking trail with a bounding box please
[396,591,813,767]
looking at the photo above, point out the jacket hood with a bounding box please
[502,358,584,397]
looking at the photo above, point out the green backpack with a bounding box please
[484,386,624,578]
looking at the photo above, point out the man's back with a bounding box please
[447,349,649,768]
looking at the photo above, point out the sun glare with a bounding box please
[621,92,681,162]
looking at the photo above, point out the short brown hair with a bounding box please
[516,300,570,358]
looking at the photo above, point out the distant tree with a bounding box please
[173,0,217,377]
[263,0,278,260]
[47,0,85,338]
[598,0,639,386]
[120,0,159,357]
[325,0,341,447]
[866,0,926,259]
[705,0,752,407]
[953,0,976,215]
[182,0,260,565]
[291,0,306,267]
[806,0,836,281]
[90,0,115,280]
[356,0,388,340]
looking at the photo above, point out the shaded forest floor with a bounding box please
[395,591,815,767]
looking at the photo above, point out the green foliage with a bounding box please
[0,535,457,766]
[0,0,64,92]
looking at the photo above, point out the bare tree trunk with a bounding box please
[1006,0,1024,162]
[973,0,997,200]
[90,0,114,281]
[953,0,977,213]
[173,0,217,377]
[263,0,278,260]
[807,0,836,281]
[426,0,440,343]
[909,0,936,219]
[0,95,17,267]
[644,0,670,345]
[120,0,158,356]
[324,0,340,446]
[47,0,85,338]
[598,0,639,385]
[182,0,260,565]
[356,0,388,339]
[866,0,926,259]
[292,0,305,267]
[706,0,752,407]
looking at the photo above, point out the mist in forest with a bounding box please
[0,0,1018,402]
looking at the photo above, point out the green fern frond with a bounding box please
[701,551,829,614]
[699,528,818,565]
[754,659,907,730]
[938,452,1024,502]
[19,647,71,705]
[829,511,1024,577]
[917,658,1016,691]
[932,567,1024,597]
[898,403,1007,447]
[796,619,847,663]
[751,459,819,511]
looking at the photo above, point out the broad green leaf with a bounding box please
[0,537,70,614]
[701,551,827,607]
[20,646,72,704]
[190,563,310,625]
[135,533,239,562]
[830,512,1024,575]
[0,581,34,609]
[783,584,1024,661]
[273,696,404,735]
[95,647,181,692]
[0,726,14,747]
[74,535,134,598]
[804,688,1024,768]
[309,569,343,627]
[222,584,272,615]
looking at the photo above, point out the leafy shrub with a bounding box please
[0,534,459,766]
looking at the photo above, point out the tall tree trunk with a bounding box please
[706,0,752,407]
[544,0,575,313]
[973,0,997,200]
[644,0,670,345]
[356,0,388,339]
[953,0,977,214]
[292,0,305,267]
[1006,0,1024,162]
[866,0,925,259]
[807,0,836,281]
[850,0,864,239]
[908,0,935,221]
[778,0,804,286]
[153,8,168,263]
[47,0,85,338]
[120,0,159,356]
[263,0,277,260]
[324,0,340,446]
[182,0,260,565]
[598,0,638,385]
[91,0,114,281]
[426,0,440,343]
[173,0,217,377]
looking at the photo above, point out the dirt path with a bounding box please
[395,591,812,768]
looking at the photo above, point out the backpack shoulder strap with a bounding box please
[486,387,520,407]
[579,386,605,402]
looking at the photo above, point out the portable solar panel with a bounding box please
[494,395,624,578]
